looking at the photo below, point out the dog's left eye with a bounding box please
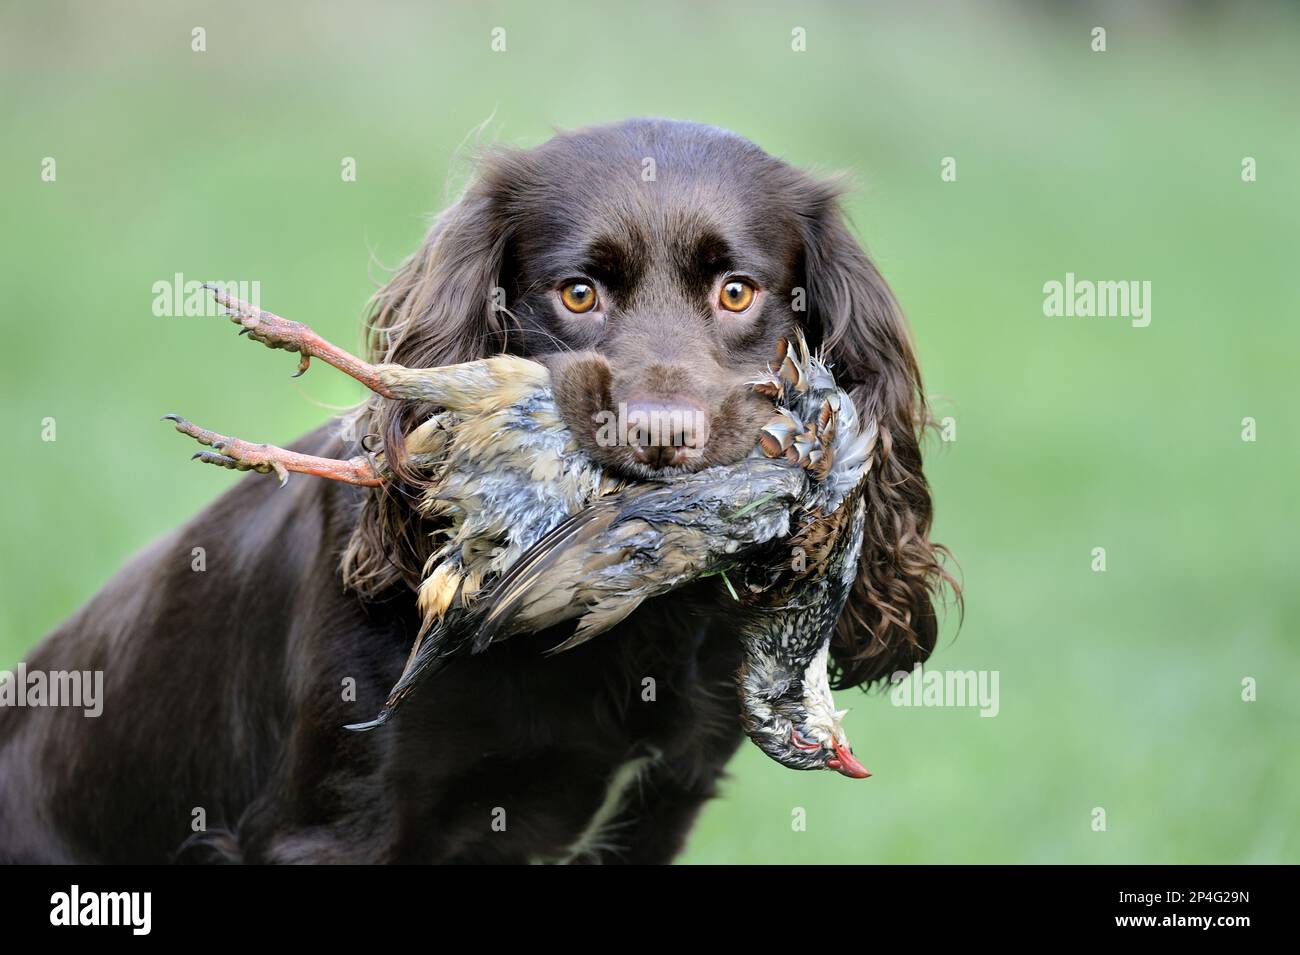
[718,279,757,313]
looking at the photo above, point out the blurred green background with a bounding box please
[2,1,1297,863]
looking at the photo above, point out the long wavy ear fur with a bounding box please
[797,177,960,690]
[341,154,519,596]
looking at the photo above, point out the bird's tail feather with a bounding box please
[343,620,457,731]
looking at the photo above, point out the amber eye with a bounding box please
[559,281,598,314]
[719,279,756,313]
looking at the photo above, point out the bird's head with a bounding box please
[737,642,870,779]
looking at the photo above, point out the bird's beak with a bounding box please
[827,739,871,779]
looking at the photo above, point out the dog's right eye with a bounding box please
[718,278,757,314]
[559,281,599,314]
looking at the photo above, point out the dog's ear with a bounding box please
[344,167,517,596]
[366,190,512,372]
[367,176,518,488]
[796,178,959,690]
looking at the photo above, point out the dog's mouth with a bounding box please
[584,394,769,478]
[545,352,774,479]
[595,427,713,479]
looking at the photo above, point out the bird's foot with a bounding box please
[164,414,292,485]
[163,414,382,487]
[204,285,319,373]
[201,285,395,395]
[756,394,839,480]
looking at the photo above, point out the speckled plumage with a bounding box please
[169,289,876,776]
[373,359,620,623]
[428,334,879,776]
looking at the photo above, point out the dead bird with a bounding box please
[167,287,875,777]
[459,336,878,778]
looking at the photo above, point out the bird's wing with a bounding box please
[353,489,665,732]
[468,460,805,654]
[466,484,670,653]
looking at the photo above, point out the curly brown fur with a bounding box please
[794,182,961,687]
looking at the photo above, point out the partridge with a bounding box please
[166,287,875,777]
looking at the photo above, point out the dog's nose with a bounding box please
[625,397,709,468]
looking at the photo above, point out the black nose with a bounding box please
[625,397,708,468]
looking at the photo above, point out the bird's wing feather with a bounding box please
[467,479,702,652]
[344,619,456,731]
[468,503,623,652]
[469,462,804,654]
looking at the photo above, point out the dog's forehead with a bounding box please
[511,127,802,275]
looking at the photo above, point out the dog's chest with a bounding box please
[411,599,743,863]
[541,749,660,864]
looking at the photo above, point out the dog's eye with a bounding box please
[718,279,756,313]
[559,281,599,314]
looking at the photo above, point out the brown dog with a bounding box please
[0,119,952,863]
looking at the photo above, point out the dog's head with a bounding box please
[347,119,956,690]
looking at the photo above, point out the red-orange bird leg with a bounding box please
[163,414,383,487]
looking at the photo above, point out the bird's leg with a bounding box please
[204,284,397,397]
[164,414,383,487]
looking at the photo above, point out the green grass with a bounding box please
[2,1,1297,863]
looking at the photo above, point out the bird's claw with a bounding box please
[202,284,316,378]
[751,334,839,481]
[756,396,838,480]
[191,447,290,486]
[165,414,291,487]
